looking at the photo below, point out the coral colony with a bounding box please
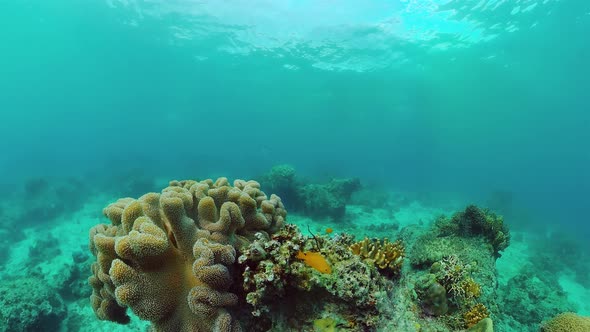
[87,176,588,332]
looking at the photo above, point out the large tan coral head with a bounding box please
[88,177,287,332]
[541,312,590,332]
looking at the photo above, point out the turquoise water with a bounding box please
[1,1,589,331]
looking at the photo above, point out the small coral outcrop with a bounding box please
[405,205,506,332]
[438,205,510,257]
[257,164,298,206]
[414,255,487,328]
[258,165,361,220]
[88,178,286,332]
[540,312,590,332]
[238,225,392,329]
[299,178,361,220]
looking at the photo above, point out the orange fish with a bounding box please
[296,251,331,274]
[325,227,333,234]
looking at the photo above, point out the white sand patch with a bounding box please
[287,199,453,240]
[287,214,343,239]
[393,200,450,227]
[7,196,111,286]
[495,231,531,286]
[559,273,590,316]
[2,227,36,277]
[347,205,396,226]
[1,193,154,330]
[346,200,450,228]
[63,300,149,332]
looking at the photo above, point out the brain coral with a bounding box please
[88,178,286,332]
[540,312,590,332]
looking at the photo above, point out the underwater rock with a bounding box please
[467,317,493,332]
[58,251,93,301]
[415,274,449,316]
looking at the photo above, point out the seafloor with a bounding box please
[0,171,588,332]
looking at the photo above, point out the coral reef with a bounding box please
[540,312,590,332]
[0,277,67,332]
[88,178,286,332]
[79,175,540,332]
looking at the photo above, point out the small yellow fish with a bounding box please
[325,227,333,234]
[296,251,331,274]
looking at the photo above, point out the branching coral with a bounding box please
[88,178,286,332]
[350,237,405,276]
[463,303,489,328]
[461,277,481,300]
[436,255,467,289]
